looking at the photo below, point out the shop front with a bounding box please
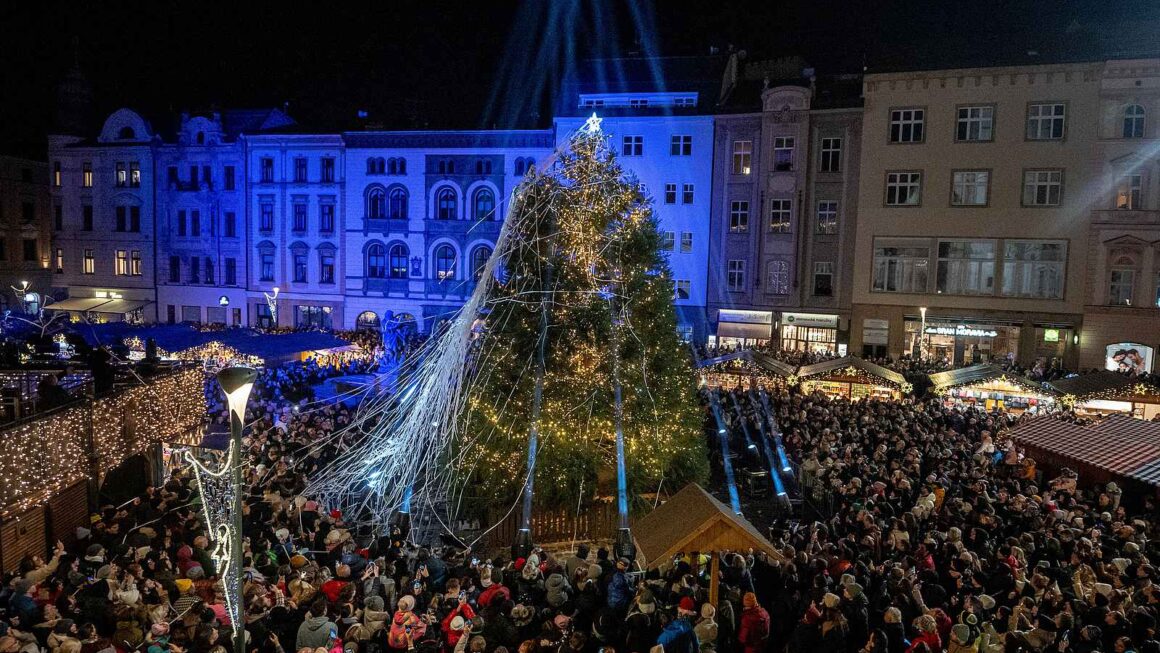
[780,312,840,354]
[710,309,773,349]
[904,317,1074,367]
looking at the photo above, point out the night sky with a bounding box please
[1,0,1158,158]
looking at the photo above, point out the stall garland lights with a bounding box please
[184,447,243,640]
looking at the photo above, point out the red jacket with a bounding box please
[477,583,510,609]
[738,605,770,653]
[906,630,941,653]
[440,603,477,652]
[320,579,349,603]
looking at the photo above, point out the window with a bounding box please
[130,206,140,232]
[727,260,746,291]
[189,257,200,283]
[767,260,790,295]
[952,170,990,206]
[660,231,675,251]
[1116,174,1143,210]
[367,244,387,278]
[728,201,749,233]
[473,188,495,220]
[320,203,335,232]
[1110,256,1135,305]
[176,210,187,237]
[936,240,995,295]
[622,136,643,156]
[83,249,94,275]
[471,246,492,280]
[260,157,274,182]
[885,171,922,205]
[1023,169,1063,206]
[129,162,140,187]
[1027,103,1066,140]
[956,105,994,142]
[293,252,308,282]
[320,252,335,283]
[295,306,331,329]
[390,158,406,175]
[368,187,386,219]
[55,248,63,274]
[224,166,236,190]
[202,256,212,284]
[664,183,676,204]
[675,280,691,300]
[82,204,93,231]
[680,232,693,253]
[22,239,36,262]
[190,210,200,237]
[225,258,236,285]
[773,137,795,171]
[114,250,128,276]
[816,201,838,234]
[813,262,834,296]
[294,157,308,182]
[682,183,694,204]
[514,158,531,175]
[53,162,61,187]
[82,162,93,188]
[115,206,126,232]
[764,199,791,233]
[731,140,752,174]
[889,108,925,143]
[116,163,127,187]
[435,245,456,280]
[437,188,457,220]
[670,135,692,156]
[438,159,455,174]
[260,251,275,281]
[260,203,274,231]
[168,256,180,282]
[19,202,33,224]
[389,244,409,278]
[820,137,842,172]
[1001,241,1065,299]
[629,98,649,108]
[189,166,200,189]
[224,211,236,238]
[368,158,383,175]
[474,160,492,175]
[389,188,408,219]
[1123,104,1146,138]
[873,241,930,293]
[54,204,62,231]
[167,166,179,188]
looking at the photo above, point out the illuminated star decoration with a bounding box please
[583,112,602,134]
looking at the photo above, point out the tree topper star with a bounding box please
[583,112,602,134]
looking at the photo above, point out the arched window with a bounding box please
[367,158,384,175]
[356,311,380,331]
[1124,104,1146,138]
[367,187,386,219]
[514,158,526,175]
[366,244,386,278]
[389,244,409,279]
[118,126,136,140]
[435,244,456,280]
[437,188,457,220]
[196,132,205,145]
[767,260,790,295]
[398,158,406,175]
[471,246,493,281]
[388,187,408,219]
[473,188,495,220]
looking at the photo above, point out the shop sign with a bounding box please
[863,319,890,330]
[924,325,998,338]
[1106,343,1154,375]
[783,312,838,328]
[717,309,773,325]
[1043,328,1060,343]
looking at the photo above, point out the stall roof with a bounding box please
[747,351,798,378]
[632,484,784,568]
[88,299,151,315]
[927,364,1044,391]
[1010,414,1160,487]
[48,297,113,312]
[797,356,906,386]
[1046,371,1140,399]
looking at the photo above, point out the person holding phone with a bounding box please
[440,588,476,653]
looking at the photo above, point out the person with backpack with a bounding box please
[737,592,770,653]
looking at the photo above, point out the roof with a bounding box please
[632,483,784,568]
[343,129,555,150]
[1010,415,1160,486]
[928,364,1041,391]
[1046,371,1140,399]
[80,324,347,360]
[747,351,798,378]
[556,55,730,117]
[797,356,907,386]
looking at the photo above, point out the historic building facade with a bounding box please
[0,155,52,311]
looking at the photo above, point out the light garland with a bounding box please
[184,447,242,638]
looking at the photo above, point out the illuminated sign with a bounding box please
[1106,343,1154,375]
[925,325,998,338]
[784,312,839,328]
[1043,328,1060,343]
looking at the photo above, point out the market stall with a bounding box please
[928,364,1056,414]
[1046,372,1160,418]
[698,350,795,390]
[795,356,910,400]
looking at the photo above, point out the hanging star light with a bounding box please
[583,112,603,134]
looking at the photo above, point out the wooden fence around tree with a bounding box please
[480,500,621,551]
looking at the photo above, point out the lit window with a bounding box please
[767,261,790,295]
[116,162,127,187]
[115,249,128,276]
[82,162,93,188]
[769,199,791,233]
[1110,256,1136,306]
[731,140,752,175]
[131,250,142,276]
[389,244,409,279]
[951,171,990,206]
[956,106,994,142]
[83,249,94,275]
[729,201,749,233]
[1116,174,1143,210]
[435,245,456,280]
[816,201,838,234]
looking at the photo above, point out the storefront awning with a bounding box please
[47,297,114,312]
[716,321,771,340]
[88,299,150,315]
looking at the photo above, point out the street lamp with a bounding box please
[919,307,928,359]
[263,287,280,328]
[217,366,257,653]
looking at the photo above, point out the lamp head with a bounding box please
[272,286,280,296]
[217,366,257,419]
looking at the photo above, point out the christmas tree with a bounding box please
[460,119,706,510]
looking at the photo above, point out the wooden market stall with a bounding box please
[796,356,909,400]
[1009,414,1160,493]
[1046,372,1160,418]
[697,350,795,390]
[928,364,1056,414]
[633,483,784,604]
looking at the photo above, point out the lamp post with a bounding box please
[919,306,928,359]
[217,366,257,653]
[263,287,279,328]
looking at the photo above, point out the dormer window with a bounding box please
[629,99,649,108]
[674,97,696,107]
[196,132,205,145]
[580,99,605,109]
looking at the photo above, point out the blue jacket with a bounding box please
[657,617,698,653]
[606,571,632,610]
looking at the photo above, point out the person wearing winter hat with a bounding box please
[910,614,942,653]
[694,603,719,649]
[739,592,770,653]
[606,558,633,613]
[658,597,699,653]
[441,589,476,651]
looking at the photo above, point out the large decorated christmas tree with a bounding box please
[460,120,706,509]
